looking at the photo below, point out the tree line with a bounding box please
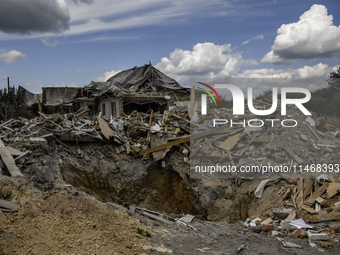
[0,85,29,122]
[305,67,340,117]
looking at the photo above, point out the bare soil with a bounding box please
[0,177,149,255]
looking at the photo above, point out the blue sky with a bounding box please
[0,0,339,94]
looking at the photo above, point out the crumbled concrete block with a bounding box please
[307,231,330,241]
[271,230,280,237]
[282,241,302,249]
[280,220,293,229]
[179,214,195,223]
[273,208,293,219]
[29,137,47,143]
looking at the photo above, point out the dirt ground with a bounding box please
[0,175,339,255]
[140,216,340,255]
[0,176,149,255]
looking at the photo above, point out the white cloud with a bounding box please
[41,38,60,48]
[64,0,261,37]
[68,82,80,87]
[98,70,122,82]
[234,63,337,94]
[0,50,26,64]
[237,63,333,79]
[242,35,264,45]
[156,42,257,84]
[21,80,45,94]
[262,4,340,65]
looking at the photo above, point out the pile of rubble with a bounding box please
[190,103,340,178]
[0,108,192,166]
[240,177,340,251]
[1,101,338,170]
[1,102,340,253]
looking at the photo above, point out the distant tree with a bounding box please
[304,66,340,117]
[327,66,340,91]
[215,95,233,109]
[255,89,281,103]
[0,85,28,121]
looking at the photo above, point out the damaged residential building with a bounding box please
[20,64,190,117]
[75,64,190,118]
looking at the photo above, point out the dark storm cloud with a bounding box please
[0,0,70,34]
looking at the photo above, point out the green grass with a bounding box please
[326,116,340,128]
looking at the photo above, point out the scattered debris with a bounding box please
[282,241,303,249]
[307,230,330,241]
[0,198,20,211]
[1,97,340,254]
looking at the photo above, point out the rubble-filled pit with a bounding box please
[5,137,311,225]
[50,144,286,222]
[2,110,340,253]
[60,157,199,215]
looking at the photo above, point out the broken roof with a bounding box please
[106,64,186,93]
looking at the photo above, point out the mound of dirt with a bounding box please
[0,179,150,255]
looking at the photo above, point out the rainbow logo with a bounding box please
[197,82,223,107]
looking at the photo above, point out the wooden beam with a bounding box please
[76,108,90,117]
[133,123,232,157]
[303,179,314,200]
[180,125,191,134]
[304,183,329,206]
[55,139,70,149]
[97,116,116,140]
[227,151,235,166]
[48,120,63,130]
[14,150,31,162]
[190,86,195,118]
[171,114,199,127]
[138,210,174,225]
[0,139,23,177]
[217,132,244,151]
[147,110,153,143]
[133,136,190,157]
[37,94,42,113]
[283,146,304,164]
[306,123,320,140]
[0,119,13,127]
[168,135,190,141]
[324,132,340,143]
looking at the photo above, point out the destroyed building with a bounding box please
[18,86,39,107]
[21,64,191,118]
[74,64,190,117]
[42,87,78,114]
